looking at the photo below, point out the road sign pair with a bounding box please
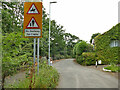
[23,2,42,38]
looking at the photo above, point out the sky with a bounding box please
[42,0,119,43]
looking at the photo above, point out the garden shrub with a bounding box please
[76,52,96,66]
[2,31,33,87]
[40,57,48,63]
[54,54,65,60]
[65,55,71,59]
[73,41,93,57]
[76,56,81,64]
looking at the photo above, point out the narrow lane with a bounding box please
[53,59,118,88]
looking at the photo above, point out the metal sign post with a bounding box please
[34,38,36,67]
[36,0,43,75]
[37,38,39,75]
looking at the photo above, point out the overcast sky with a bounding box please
[43,0,119,42]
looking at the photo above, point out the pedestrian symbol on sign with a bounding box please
[30,19,35,27]
[27,17,39,28]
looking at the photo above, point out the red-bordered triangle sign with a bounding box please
[27,3,40,14]
[26,17,39,29]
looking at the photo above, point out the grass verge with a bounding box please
[4,62,59,88]
[104,63,120,72]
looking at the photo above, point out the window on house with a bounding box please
[110,40,120,47]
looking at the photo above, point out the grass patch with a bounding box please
[104,63,120,72]
[4,62,59,88]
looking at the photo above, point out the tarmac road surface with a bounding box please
[53,59,118,88]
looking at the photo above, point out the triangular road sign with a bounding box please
[27,3,40,14]
[26,17,39,28]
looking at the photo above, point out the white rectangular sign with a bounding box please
[25,29,41,36]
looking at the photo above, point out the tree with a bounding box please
[50,20,66,59]
[2,2,23,33]
[64,33,80,57]
[73,40,93,57]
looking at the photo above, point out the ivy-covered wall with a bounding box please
[95,23,120,64]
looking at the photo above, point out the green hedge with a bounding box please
[95,23,120,64]
[76,52,96,66]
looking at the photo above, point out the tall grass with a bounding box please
[4,62,59,88]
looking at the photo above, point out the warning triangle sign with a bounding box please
[26,17,39,28]
[27,3,39,14]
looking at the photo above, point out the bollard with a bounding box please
[95,60,97,68]
[50,61,52,66]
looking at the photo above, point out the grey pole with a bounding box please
[37,38,39,75]
[48,1,57,66]
[37,0,43,75]
[34,38,36,67]
[48,2,51,66]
